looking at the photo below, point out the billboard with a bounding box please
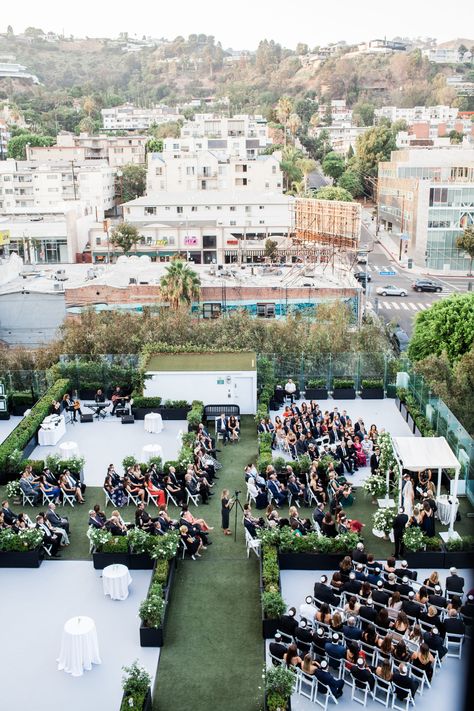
[0,230,10,246]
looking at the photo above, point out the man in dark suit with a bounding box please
[370,447,381,475]
[295,619,313,654]
[396,560,417,581]
[352,542,368,564]
[350,657,375,691]
[279,607,298,637]
[1,499,17,526]
[46,502,70,534]
[402,591,423,619]
[217,413,229,445]
[312,627,327,658]
[372,580,390,607]
[445,567,464,595]
[397,576,413,598]
[269,633,288,661]
[366,566,382,586]
[423,628,447,660]
[443,608,466,636]
[429,585,447,609]
[343,572,361,595]
[315,659,344,698]
[324,632,346,660]
[359,599,377,627]
[392,663,418,700]
[267,474,287,507]
[313,503,325,528]
[342,616,362,640]
[36,514,61,556]
[314,575,339,606]
[392,507,409,559]
[336,442,353,474]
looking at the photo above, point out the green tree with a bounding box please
[408,293,474,363]
[338,170,364,198]
[120,164,147,202]
[287,113,302,141]
[297,158,317,191]
[7,134,55,160]
[456,226,474,290]
[159,260,201,309]
[280,145,304,192]
[391,119,409,134]
[449,129,464,145]
[275,97,293,145]
[264,238,279,261]
[354,124,397,183]
[294,98,318,125]
[321,151,345,181]
[146,137,164,153]
[109,223,141,256]
[315,186,353,202]
[78,116,96,134]
[352,102,375,127]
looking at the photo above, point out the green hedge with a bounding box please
[10,391,35,406]
[361,379,383,389]
[333,378,355,389]
[132,396,162,409]
[187,400,204,430]
[0,378,70,477]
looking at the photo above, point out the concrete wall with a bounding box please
[0,291,65,345]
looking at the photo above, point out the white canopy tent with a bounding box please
[391,436,461,538]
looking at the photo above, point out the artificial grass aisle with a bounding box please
[153,417,263,711]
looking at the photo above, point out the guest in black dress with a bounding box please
[221,489,232,536]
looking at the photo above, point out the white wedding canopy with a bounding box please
[391,436,461,537]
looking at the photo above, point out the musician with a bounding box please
[62,393,82,421]
[111,386,128,415]
[95,389,106,403]
[50,400,61,416]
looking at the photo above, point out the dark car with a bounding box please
[391,326,410,355]
[354,271,372,283]
[412,279,442,293]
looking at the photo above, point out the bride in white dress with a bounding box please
[402,474,414,516]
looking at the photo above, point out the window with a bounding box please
[47,174,58,180]
[272,165,277,174]
[217,205,222,210]
[155,168,163,176]
[186,167,195,176]
[177,206,183,214]
[230,220,236,226]
[96,236,101,245]
[191,206,198,212]
[203,235,216,249]
[265,182,270,188]
[259,205,265,210]
[145,207,156,215]
[256,303,275,318]
[245,206,251,213]
[165,206,170,211]
[203,302,222,319]
[259,220,265,225]
[230,206,236,211]
[235,178,248,186]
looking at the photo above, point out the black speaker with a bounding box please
[121,415,135,424]
[80,413,93,423]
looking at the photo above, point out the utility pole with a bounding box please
[399,194,405,261]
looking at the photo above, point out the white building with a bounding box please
[0,62,39,83]
[26,133,147,166]
[146,151,282,193]
[90,191,293,264]
[375,105,460,124]
[101,104,183,131]
[422,48,464,64]
[312,124,368,155]
[0,159,116,218]
[0,120,10,159]
[180,114,270,144]
[162,135,269,161]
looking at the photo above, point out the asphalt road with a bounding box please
[357,221,472,336]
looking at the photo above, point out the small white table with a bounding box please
[58,441,79,460]
[141,443,163,462]
[436,494,460,526]
[144,412,163,433]
[57,616,101,676]
[103,564,132,600]
[38,415,66,446]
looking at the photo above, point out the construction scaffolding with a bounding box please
[293,198,361,250]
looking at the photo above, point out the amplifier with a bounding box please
[121,415,135,424]
[80,413,94,423]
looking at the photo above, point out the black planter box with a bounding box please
[407,413,415,433]
[395,396,401,411]
[92,551,129,569]
[11,403,34,416]
[132,406,191,421]
[333,388,356,400]
[140,623,164,647]
[262,615,281,639]
[278,551,350,570]
[400,403,408,421]
[0,547,42,568]
[163,557,177,601]
[361,388,384,400]
[129,552,154,570]
[444,550,473,568]
[120,688,153,711]
[21,433,38,462]
[305,388,328,400]
[0,411,10,420]
[405,550,445,568]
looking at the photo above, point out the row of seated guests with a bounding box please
[1,498,70,557]
[259,403,380,470]
[245,459,355,514]
[19,464,85,505]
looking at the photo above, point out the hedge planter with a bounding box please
[400,403,408,421]
[133,406,191,421]
[120,688,153,711]
[92,552,129,569]
[262,615,281,639]
[406,413,416,433]
[163,557,177,601]
[395,396,401,411]
[139,623,164,647]
[11,404,34,416]
[332,388,356,400]
[444,550,472,568]
[264,694,291,711]
[361,388,384,400]
[404,550,445,569]
[129,552,154,570]
[0,548,42,568]
[305,388,328,400]
[278,551,349,570]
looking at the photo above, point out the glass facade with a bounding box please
[426,185,474,270]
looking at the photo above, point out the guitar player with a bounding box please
[111,386,129,415]
[62,393,82,422]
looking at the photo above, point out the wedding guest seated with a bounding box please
[393,640,410,663]
[12,512,33,532]
[36,513,61,556]
[46,502,70,534]
[180,503,213,534]
[315,659,344,699]
[228,415,240,442]
[283,643,302,669]
[410,642,434,682]
[106,512,128,536]
[104,471,127,507]
[350,656,375,691]
[163,475,185,506]
[279,606,298,637]
[135,502,159,534]
[179,524,205,559]
[89,505,107,528]
[19,468,41,505]
[144,473,166,506]
[270,633,288,662]
[59,470,85,504]
[392,663,419,700]
[1,499,18,526]
[301,653,318,675]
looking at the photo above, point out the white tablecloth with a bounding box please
[38,415,66,446]
[58,441,79,460]
[436,495,460,525]
[141,443,163,461]
[103,564,132,600]
[57,616,101,676]
[144,412,163,433]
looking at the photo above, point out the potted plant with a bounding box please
[131,396,163,420]
[91,529,129,569]
[264,664,295,711]
[0,528,44,568]
[127,528,154,570]
[158,399,191,421]
[186,400,204,431]
[305,378,328,400]
[261,589,286,639]
[332,378,356,399]
[139,582,166,647]
[120,660,152,711]
[372,508,396,539]
[444,535,474,569]
[5,478,22,506]
[360,379,384,399]
[363,475,388,503]
[403,529,444,567]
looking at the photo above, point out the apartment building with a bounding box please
[90,191,294,265]
[0,121,10,159]
[0,62,39,83]
[26,133,147,166]
[377,147,474,271]
[101,104,182,130]
[0,159,116,218]
[422,48,466,64]
[312,124,368,155]
[376,105,460,124]
[162,135,269,160]
[146,151,282,193]
[180,114,270,144]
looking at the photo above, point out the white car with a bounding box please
[376,284,407,297]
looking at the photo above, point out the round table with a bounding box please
[103,563,132,600]
[436,495,460,526]
[58,441,79,460]
[141,443,163,462]
[57,616,101,676]
[144,412,163,433]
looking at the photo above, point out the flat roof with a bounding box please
[146,351,256,372]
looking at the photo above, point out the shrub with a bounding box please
[372,508,396,535]
[10,391,35,406]
[262,547,280,589]
[259,432,273,452]
[121,660,151,711]
[333,378,355,389]
[362,379,383,389]
[162,399,189,409]
[147,530,180,560]
[257,453,273,473]
[261,590,286,619]
[0,528,43,551]
[445,535,474,552]
[187,400,204,430]
[122,455,138,472]
[306,378,326,388]
[139,586,166,628]
[265,664,296,701]
[127,528,149,554]
[153,559,170,585]
[402,527,426,552]
[132,396,162,409]
[102,535,129,553]
[363,475,388,498]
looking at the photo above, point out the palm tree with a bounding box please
[297,158,317,191]
[275,97,293,146]
[287,113,302,142]
[280,145,304,192]
[160,260,201,308]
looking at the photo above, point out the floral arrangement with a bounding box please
[0,528,43,551]
[372,507,396,535]
[378,431,399,478]
[148,530,179,560]
[5,479,21,499]
[120,660,151,711]
[139,582,166,628]
[89,527,179,559]
[402,527,427,552]
[127,528,149,554]
[363,475,388,498]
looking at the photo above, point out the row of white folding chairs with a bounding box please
[22,488,75,508]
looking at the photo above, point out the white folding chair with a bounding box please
[166,489,179,507]
[296,669,316,701]
[351,678,373,706]
[42,542,53,558]
[103,488,116,508]
[269,652,284,667]
[287,490,300,508]
[373,677,391,707]
[244,527,261,558]
[407,663,430,695]
[276,629,294,644]
[314,680,339,710]
[180,537,196,561]
[246,482,258,506]
[42,490,58,506]
[21,490,37,507]
[126,490,142,507]
[186,488,200,507]
[147,490,163,507]
[326,654,344,680]
[391,683,415,711]
[446,632,464,658]
[61,490,76,508]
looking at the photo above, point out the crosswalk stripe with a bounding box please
[417,303,426,310]
[383,301,391,310]
[401,303,409,310]
[391,302,400,310]
[409,303,418,311]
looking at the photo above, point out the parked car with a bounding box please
[354,271,372,283]
[376,284,407,297]
[390,326,410,355]
[357,252,368,264]
[412,279,442,293]
[53,269,68,281]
